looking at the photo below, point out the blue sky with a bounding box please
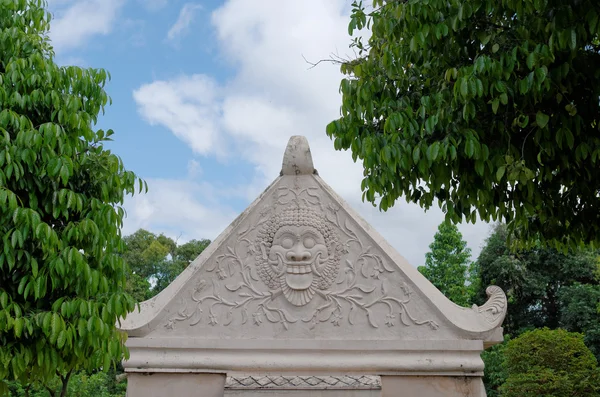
[46,0,493,267]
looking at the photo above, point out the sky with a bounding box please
[45,0,494,268]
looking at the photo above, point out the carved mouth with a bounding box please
[286,264,312,274]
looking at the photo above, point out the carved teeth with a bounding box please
[287,265,311,274]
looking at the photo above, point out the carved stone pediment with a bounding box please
[119,136,506,376]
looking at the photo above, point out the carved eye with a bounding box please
[303,237,315,249]
[281,237,294,249]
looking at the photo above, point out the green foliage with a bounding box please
[473,225,600,393]
[481,335,509,397]
[472,224,598,336]
[418,221,472,306]
[559,282,600,360]
[6,370,125,397]
[500,328,600,397]
[328,0,600,250]
[0,0,145,392]
[124,273,151,303]
[122,229,210,299]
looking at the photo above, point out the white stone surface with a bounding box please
[127,373,226,397]
[381,376,485,397]
[281,135,315,176]
[120,136,507,394]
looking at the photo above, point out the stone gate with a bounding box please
[119,136,507,397]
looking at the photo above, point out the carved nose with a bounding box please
[286,250,311,262]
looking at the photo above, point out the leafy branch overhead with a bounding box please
[327,0,600,250]
[0,0,146,392]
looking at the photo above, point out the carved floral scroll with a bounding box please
[164,186,439,331]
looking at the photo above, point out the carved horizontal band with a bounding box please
[225,375,381,389]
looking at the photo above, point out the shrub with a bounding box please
[501,328,600,397]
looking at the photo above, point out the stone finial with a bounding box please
[281,136,315,175]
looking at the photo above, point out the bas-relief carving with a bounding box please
[161,182,442,335]
[256,206,340,306]
[122,136,507,393]
[472,285,507,324]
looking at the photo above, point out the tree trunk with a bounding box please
[59,370,72,397]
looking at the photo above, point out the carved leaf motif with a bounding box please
[359,258,372,279]
[241,308,248,324]
[225,282,245,292]
[345,295,362,300]
[205,261,217,272]
[176,298,188,318]
[224,310,234,326]
[365,308,378,328]
[346,259,355,270]
[375,254,394,272]
[281,310,297,323]
[348,304,357,325]
[381,280,388,295]
[353,284,377,293]
[249,266,260,281]
[236,222,251,237]
[342,218,358,240]
[189,303,203,326]
[262,307,279,323]
[317,304,338,322]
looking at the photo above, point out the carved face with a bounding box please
[255,207,341,306]
[269,225,328,292]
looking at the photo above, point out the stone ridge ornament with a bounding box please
[119,135,508,387]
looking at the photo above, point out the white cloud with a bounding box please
[131,0,491,267]
[122,178,239,244]
[167,3,203,41]
[49,0,124,53]
[133,74,222,155]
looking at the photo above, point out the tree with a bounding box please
[6,370,125,397]
[472,224,600,393]
[326,0,600,250]
[500,328,600,397]
[418,221,472,306]
[122,229,173,280]
[152,238,210,293]
[122,229,210,299]
[559,282,600,360]
[0,0,145,393]
[471,224,600,354]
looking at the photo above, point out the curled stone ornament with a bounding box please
[255,207,341,306]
